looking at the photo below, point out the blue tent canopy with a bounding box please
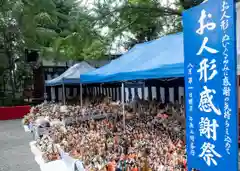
[45,61,95,86]
[80,32,184,84]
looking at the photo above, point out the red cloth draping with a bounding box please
[0,105,31,120]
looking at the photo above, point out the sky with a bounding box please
[78,0,95,9]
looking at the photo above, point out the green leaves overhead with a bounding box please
[39,0,108,61]
[92,0,212,49]
[0,0,213,61]
[0,0,108,61]
[92,0,185,49]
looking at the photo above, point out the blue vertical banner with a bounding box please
[183,0,238,171]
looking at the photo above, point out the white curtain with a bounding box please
[160,87,165,103]
[169,87,174,103]
[131,88,134,101]
[50,87,55,101]
[125,88,129,102]
[138,88,142,99]
[144,87,148,100]
[151,86,157,100]
[179,87,184,104]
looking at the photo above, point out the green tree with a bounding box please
[0,0,107,101]
[0,0,25,99]
[37,0,108,61]
[92,0,210,49]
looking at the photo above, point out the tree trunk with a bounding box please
[6,50,16,101]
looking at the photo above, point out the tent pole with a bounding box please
[80,83,83,108]
[62,82,66,105]
[121,82,125,133]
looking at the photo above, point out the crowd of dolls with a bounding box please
[35,135,61,162]
[23,94,188,171]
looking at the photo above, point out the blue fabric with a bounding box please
[45,61,95,86]
[80,32,184,83]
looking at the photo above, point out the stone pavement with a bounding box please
[0,119,39,171]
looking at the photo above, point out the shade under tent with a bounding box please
[45,61,95,104]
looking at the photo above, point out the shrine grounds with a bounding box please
[1,119,240,171]
[0,119,39,171]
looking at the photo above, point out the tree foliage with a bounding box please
[36,0,108,61]
[92,0,207,48]
[0,0,107,100]
[94,0,240,48]
[0,0,108,61]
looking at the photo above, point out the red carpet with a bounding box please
[0,106,31,120]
